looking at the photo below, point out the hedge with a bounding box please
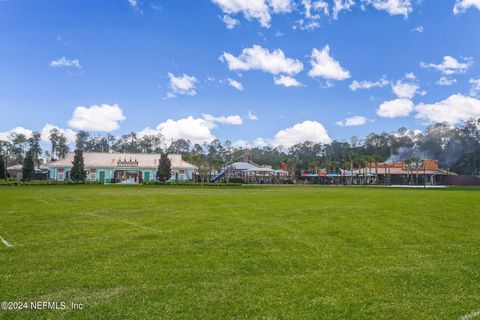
[0,180,103,186]
[142,181,242,187]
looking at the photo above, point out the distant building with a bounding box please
[352,159,456,185]
[6,164,49,180]
[47,152,197,183]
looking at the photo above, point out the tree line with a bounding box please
[1,118,479,180]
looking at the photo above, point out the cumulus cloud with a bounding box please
[40,124,77,143]
[454,0,480,14]
[232,139,251,148]
[415,94,480,124]
[227,78,244,90]
[336,115,368,126]
[247,111,258,120]
[469,78,480,96]
[436,76,457,86]
[202,114,243,127]
[141,117,215,144]
[366,0,413,18]
[49,57,81,68]
[212,0,292,28]
[0,127,33,141]
[377,98,414,118]
[391,80,419,99]
[222,15,240,29]
[308,45,350,81]
[269,0,293,13]
[420,56,472,75]
[220,45,303,75]
[68,104,126,132]
[272,120,331,147]
[349,76,389,91]
[405,72,416,80]
[138,114,243,144]
[274,75,303,87]
[166,72,198,98]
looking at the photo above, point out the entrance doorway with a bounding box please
[114,170,142,183]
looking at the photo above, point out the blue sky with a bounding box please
[1,0,480,148]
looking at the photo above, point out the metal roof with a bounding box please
[47,152,198,170]
[228,162,258,170]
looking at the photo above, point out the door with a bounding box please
[99,171,105,183]
[144,172,150,182]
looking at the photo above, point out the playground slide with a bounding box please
[210,169,227,183]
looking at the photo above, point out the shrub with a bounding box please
[0,180,102,186]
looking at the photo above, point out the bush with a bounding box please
[142,181,242,187]
[227,178,244,184]
[0,180,103,186]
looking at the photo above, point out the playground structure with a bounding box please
[298,159,458,186]
[210,162,289,184]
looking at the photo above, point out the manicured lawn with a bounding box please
[0,185,479,319]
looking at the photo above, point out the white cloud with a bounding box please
[49,57,81,68]
[222,15,240,29]
[145,117,215,144]
[349,76,389,90]
[253,137,270,147]
[269,0,293,13]
[336,115,368,126]
[0,127,33,141]
[272,120,331,147]
[308,45,350,81]
[366,0,413,18]
[377,98,414,118]
[274,75,303,87]
[232,139,251,148]
[415,94,480,124]
[332,0,355,19]
[166,72,198,98]
[212,0,293,28]
[227,78,244,90]
[454,0,480,14]
[68,104,126,132]
[202,114,243,127]
[391,80,419,99]
[469,78,480,96]
[294,19,321,30]
[420,56,472,75]
[436,76,457,86]
[220,45,303,75]
[303,0,329,18]
[405,72,416,80]
[40,124,77,143]
[411,26,424,33]
[247,111,258,120]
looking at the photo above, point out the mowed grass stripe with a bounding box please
[0,185,479,319]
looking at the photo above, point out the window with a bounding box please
[58,173,64,181]
[90,173,96,181]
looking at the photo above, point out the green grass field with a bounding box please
[1,185,479,319]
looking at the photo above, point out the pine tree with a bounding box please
[0,154,6,180]
[70,149,86,182]
[22,150,35,181]
[156,153,171,182]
